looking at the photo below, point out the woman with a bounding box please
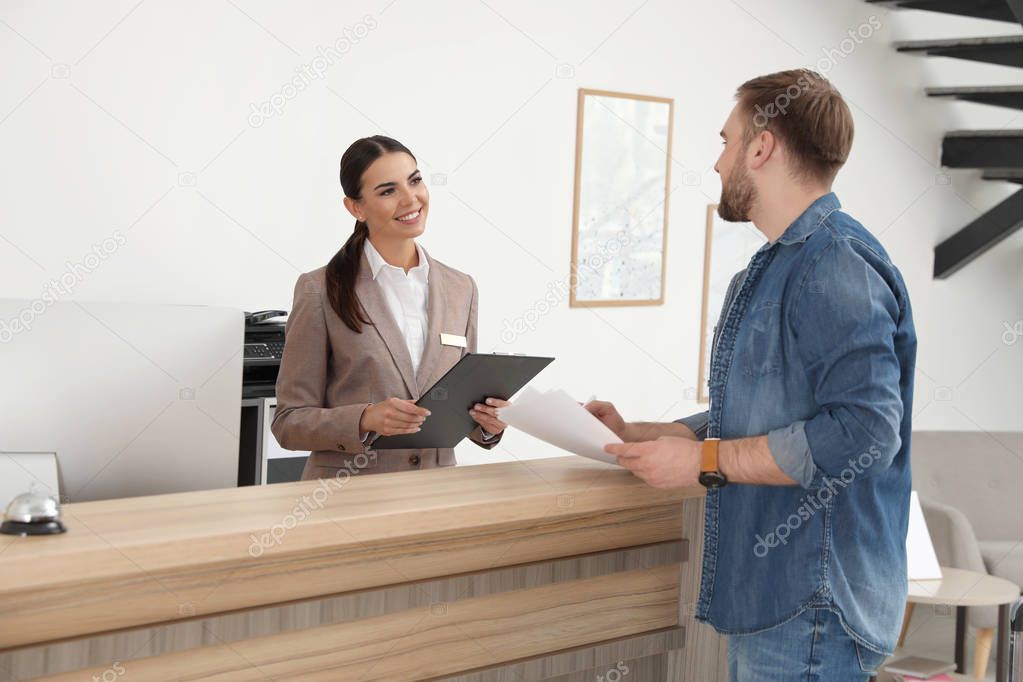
[272,135,507,479]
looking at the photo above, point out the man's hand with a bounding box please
[605,436,702,489]
[585,400,700,442]
[585,400,628,440]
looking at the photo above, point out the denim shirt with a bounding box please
[677,193,916,655]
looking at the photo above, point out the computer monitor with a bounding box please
[0,299,243,502]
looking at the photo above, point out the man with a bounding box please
[587,70,916,681]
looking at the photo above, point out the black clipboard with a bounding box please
[370,353,554,450]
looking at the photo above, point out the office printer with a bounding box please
[242,310,287,398]
[239,310,310,486]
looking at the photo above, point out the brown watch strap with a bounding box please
[701,438,721,473]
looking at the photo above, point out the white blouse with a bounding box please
[363,239,429,374]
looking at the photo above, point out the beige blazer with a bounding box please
[271,247,500,479]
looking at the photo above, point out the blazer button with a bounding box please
[408,455,420,466]
[337,442,345,451]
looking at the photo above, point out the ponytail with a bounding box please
[325,220,371,333]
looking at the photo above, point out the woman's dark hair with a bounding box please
[326,135,416,332]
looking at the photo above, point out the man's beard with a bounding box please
[718,160,756,223]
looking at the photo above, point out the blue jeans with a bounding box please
[728,606,887,681]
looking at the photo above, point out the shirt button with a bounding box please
[408,455,420,466]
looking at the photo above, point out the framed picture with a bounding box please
[569,88,674,307]
[697,204,765,403]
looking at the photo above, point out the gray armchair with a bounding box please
[908,431,1023,678]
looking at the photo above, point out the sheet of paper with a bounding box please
[907,490,943,581]
[497,388,621,465]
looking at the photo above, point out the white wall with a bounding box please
[1,0,1020,467]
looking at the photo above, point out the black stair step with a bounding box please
[894,35,1023,68]
[942,130,1023,168]
[927,85,1023,111]
[866,0,1020,23]
[983,167,1023,183]
[934,187,1023,278]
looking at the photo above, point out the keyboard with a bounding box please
[244,341,285,359]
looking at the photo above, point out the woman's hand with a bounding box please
[470,397,509,436]
[360,398,430,436]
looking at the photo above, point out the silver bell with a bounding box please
[0,491,67,536]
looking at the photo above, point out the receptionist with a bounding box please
[272,135,507,478]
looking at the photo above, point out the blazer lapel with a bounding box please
[356,255,419,399]
[415,251,447,394]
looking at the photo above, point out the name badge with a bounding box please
[440,333,467,348]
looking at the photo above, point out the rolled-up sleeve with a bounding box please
[675,411,709,440]
[767,240,905,489]
[768,420,818,488]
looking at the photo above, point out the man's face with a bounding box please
[714,104,756,223]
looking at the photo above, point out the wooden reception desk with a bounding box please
[0,457,723,681]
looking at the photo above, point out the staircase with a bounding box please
[867,0,1023,278]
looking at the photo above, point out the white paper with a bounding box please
[907,490,943,581]
[497,388,621,465]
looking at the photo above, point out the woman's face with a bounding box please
[349,152,428,240]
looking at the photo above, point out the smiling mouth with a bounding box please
[395,209,422,223]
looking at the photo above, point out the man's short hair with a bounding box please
[735,69,854,184]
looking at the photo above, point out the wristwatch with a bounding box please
[699,437,728,489]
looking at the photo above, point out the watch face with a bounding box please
[699,471,727,489]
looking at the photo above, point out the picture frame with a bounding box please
[569,88,674,307]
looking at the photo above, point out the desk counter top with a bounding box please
[0,456,703,651]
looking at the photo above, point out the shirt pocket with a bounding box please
[743,301,783,377]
